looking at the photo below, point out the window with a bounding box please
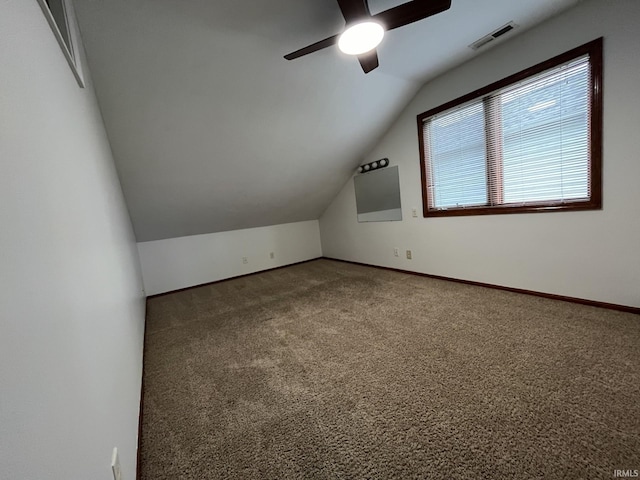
[417,38,602,217]
[37,0,85,87]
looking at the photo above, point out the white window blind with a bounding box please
[500,57,590,204]
[422,52,594,213]
[425,100,487,208]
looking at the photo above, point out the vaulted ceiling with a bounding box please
[73,0,581,241]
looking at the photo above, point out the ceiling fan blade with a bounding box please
[284,34,340,60]
[358,50,379,73]
[373,0,452,31]
[336,0,371,23]
[287,0,449,67]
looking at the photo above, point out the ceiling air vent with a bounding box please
[469,21,518,50]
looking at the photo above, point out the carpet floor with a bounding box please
[139,259,640,479]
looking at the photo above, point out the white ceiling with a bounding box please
[73,0,581,242]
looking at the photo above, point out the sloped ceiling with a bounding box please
[73,0,580,241]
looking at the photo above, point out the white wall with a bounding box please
[320,0,640,309]
[0,2,146,480]
[138,220,323,295]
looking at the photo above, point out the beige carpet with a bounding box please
[140,259,640,479]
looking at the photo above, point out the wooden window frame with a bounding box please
[417,38,603,218]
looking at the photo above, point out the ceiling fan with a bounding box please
[284,0,452,74]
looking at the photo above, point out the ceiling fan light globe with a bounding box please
[338,21,385,56]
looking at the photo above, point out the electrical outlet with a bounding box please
[406,250,412,260]
[269,252,275,259]
[412,207,418,218]
[242,257,248,264]
[111,448,122,480]
[393,248,399,257]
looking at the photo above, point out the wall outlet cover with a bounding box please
[242,257,248,264]
[270,252,275,259]
[393,248,399,257]
[406,250,412,260]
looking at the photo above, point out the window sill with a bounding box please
[423,200,602,218]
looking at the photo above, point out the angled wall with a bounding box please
[0,1,146,479]
[320,0,640,309]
